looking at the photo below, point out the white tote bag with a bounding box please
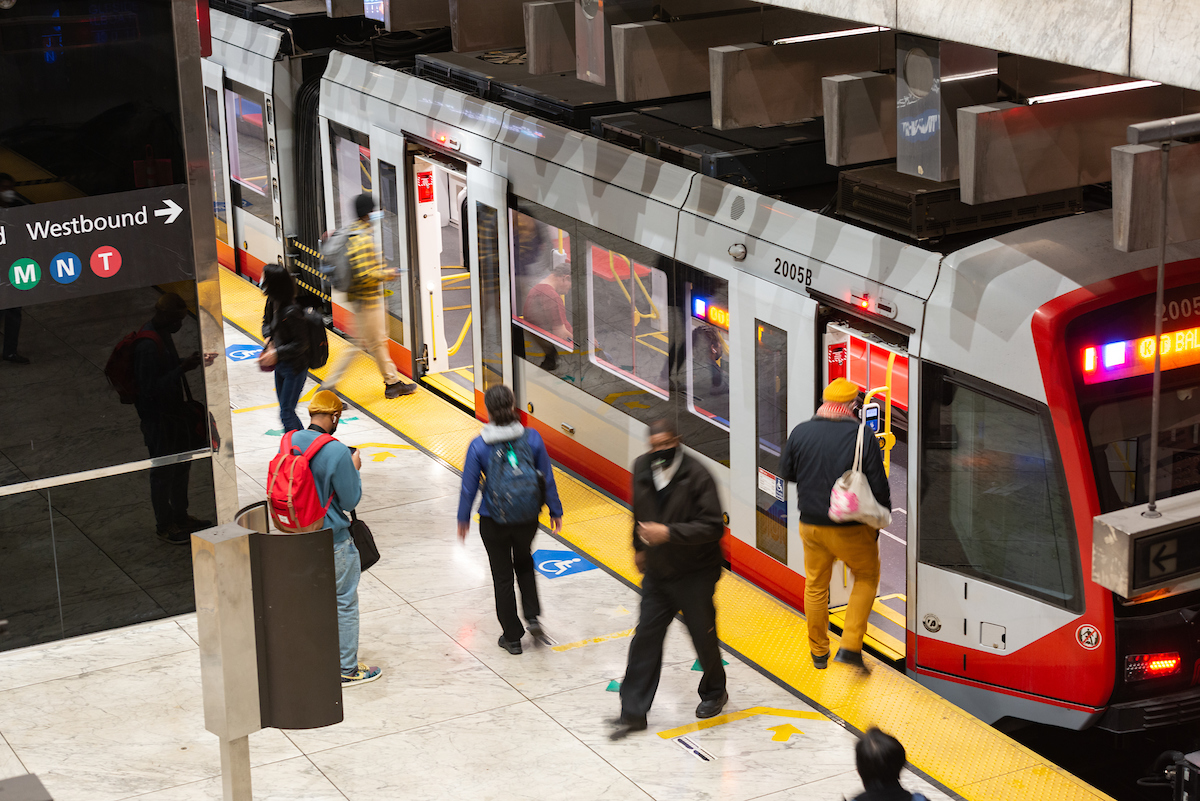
[828,421,892,530]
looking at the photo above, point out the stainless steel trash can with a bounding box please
[237,503,342,729]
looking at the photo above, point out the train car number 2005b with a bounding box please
[774,257,812,287]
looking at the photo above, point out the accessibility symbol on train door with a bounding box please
[534,549,598,579]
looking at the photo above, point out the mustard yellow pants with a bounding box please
[799,522,880,657]
[323,294,400,389]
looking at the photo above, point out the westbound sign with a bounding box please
[0,185,195,307]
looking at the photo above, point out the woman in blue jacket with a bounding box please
[458,384,563,655]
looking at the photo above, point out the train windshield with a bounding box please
[1069,284,1200,514]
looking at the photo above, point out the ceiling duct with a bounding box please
[896,34,996,182]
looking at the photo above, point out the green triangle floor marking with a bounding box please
[606,680,621,692]
[691,659,729,671]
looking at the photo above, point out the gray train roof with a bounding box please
[923,210,1200,403]
[210,10,283,95]
[323,52,506,141]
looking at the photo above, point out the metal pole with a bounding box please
[1144,139,1171,518]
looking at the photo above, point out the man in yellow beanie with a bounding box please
[287,390,382,686]
[778,377,890,672]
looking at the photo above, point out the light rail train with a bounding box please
[203,8,1200,734]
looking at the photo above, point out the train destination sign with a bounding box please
[1081,324,1200,384]
[0,184,195,307]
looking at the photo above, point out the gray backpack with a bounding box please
[318,229,355,293]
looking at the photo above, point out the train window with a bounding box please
[328,121,371,230]
[585,236,669,399]
[919,365,1081,611]
[478,202,504,391]
[510,203,577,379]
[755,320,788,562]
[224,86,272,224]
[511,210,574,348]
[1085,382,1200,512]
[203,88,229,245]
[684,271,730,431]
[377,160,405,343]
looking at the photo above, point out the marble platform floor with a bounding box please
[0,325,953,801]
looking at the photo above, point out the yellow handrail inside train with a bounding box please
[447,311,473,357]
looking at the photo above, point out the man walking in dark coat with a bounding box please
[779,377,890,672]
[610,419,727,739]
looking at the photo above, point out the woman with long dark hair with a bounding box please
[259,264,310,432]
[457,384,563,654]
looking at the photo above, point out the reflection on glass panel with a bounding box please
[511,209,573,365]
[329,122,371,231]
[204,87,229,244]
[478,202,504,391]
[378,160,405,345]
[0,287,207,487]
[756,320,787,563]
[920,368,1080,610]
[586,239,668,398]
[0,0,184,199]
[684,276,730,429]
[0,461,214,653]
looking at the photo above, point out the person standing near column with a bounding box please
[258,264,310,432]
[610,419,727,740]
[290,390,382,686]
[778,377,890,672]
[321,193,416,399]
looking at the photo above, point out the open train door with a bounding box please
[200,59,234,272]
[463,167,512,412]
[368,125,416,373]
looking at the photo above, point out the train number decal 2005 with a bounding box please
[774,257,812,287]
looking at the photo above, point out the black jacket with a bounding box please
[778,416,891,527]
[631,451,724,580]
[261,298,310,370]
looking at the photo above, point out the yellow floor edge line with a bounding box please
[218,269,1114,801]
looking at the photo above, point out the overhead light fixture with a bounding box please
[1027,79,1161,105]
[941,68,999,84]
[772,26,887,46]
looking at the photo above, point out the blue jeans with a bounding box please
[275,361,306,432]
[333,535,361,675]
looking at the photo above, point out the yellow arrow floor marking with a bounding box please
[371,452,396,462]
[352,442,416,450]
[766,723,803,742]
[300,385,320,402]
[550,628,635,652]
[233,401,279,413]
[657,707,826,740]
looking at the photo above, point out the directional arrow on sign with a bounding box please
[155,199,183,225]
[766,724,803,742]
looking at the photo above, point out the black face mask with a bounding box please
[652,446,677,468]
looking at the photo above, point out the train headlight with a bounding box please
[1125,652,1182,682]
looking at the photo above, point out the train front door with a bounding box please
[730,273,818,581]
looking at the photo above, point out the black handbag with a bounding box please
[349,510,380,572]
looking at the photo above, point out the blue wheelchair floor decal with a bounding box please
[226,344,263,362]
[533,549,597,579]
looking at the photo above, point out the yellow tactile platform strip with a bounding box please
[219,269,1113,801]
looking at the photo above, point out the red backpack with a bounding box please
[105,330,162,404]
[268,431,336,532]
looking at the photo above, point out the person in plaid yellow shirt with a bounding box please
[322,194,416,399]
